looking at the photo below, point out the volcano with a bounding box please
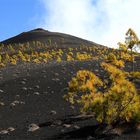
[1,28,104,49]
[0,28,139,140]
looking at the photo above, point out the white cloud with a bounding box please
[39,0,140,48]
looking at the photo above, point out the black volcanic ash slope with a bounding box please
[1,28,104,49]
[0,29,139,140]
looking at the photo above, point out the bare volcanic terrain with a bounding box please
[0,29,140,140]
[1,28,103,48]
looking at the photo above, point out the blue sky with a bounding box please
[0,0,44,41]
[0,0,140,48]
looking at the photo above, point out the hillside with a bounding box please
[0,28,140,140]
[1,28,104,48]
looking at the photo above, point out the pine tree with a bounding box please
[125,28,140,71]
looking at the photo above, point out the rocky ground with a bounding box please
[0,59,140,140]
[0,28,140,140]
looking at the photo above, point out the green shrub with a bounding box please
[64,63,140,126]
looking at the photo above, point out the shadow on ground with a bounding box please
[53,125,118,140]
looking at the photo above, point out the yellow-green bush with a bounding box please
[101,63,140,124]
[66,54,74,61]
[111,60,125,68]
[33,58,40,63]
[64,70,103,105]
[10,58,17,65]
[106,53,117,62]
[129,72,140,79]
[76,52,93,61]
[64,63,140,125]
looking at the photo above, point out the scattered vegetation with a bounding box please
[64,62,140,126]
[0,41,108,68]
[129,71,140,79]
[0,28,140,131]
[118,28,140,71]
[64,28,140,130]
